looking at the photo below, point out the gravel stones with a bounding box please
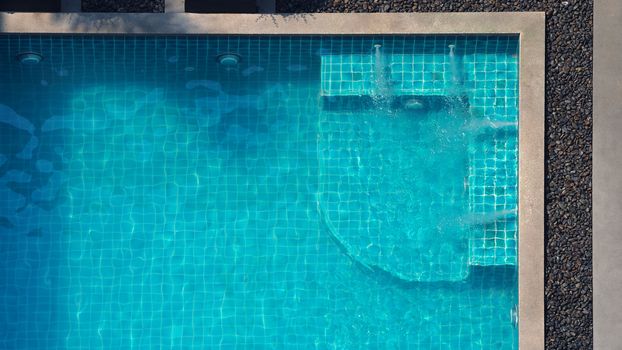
[275,1,593,348]
[82,0,164,12]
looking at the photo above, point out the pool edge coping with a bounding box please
[0,12,546,350]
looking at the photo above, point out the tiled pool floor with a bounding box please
[0,35,518,349]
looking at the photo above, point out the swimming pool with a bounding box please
[0,12,545,350]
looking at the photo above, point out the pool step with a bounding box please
[320,53,456,97]
[467,132,518,267]
[468,220,518,266]
[320,95,454,112]
[461,50,519,268]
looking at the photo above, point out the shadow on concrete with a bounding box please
[28,11,316,34]
[256,12,314,27]
[43,12,205,33]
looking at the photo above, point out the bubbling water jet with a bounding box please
[371,44,392,110]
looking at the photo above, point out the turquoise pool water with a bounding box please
[0,35,518,349]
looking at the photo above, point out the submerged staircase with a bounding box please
[462,52,519,267]
[320,52,457,97]
[466,135,518,266]
[319,43,519,276]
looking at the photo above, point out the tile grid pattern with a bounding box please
[0,35,518,349]
[319,37,519,266]
[464,40,519,266]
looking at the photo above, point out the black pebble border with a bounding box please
[82,0,164,12]
[83,1,594,348]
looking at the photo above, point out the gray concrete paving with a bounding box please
[595,1,622,349]
[165,0,184,13]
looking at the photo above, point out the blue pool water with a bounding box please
[0,35,518,349]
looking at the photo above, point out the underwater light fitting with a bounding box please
[216,53,241,66]
[16,51,43,65]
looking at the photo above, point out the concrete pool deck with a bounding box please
[595,1,622,349]
[0,12,546,349]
